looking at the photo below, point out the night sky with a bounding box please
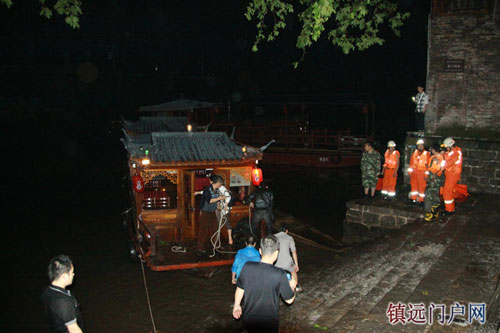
[2,0,429,133]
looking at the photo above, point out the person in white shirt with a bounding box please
[413,85,429,131]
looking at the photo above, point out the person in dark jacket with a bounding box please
[244,183,274,236]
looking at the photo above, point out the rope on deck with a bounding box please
[209,211,237,257]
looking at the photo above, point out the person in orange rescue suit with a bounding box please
[407,139,430,205]
[381,140,400,201]
[441,137,462,216]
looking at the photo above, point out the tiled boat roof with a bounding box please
[122,131,260,163]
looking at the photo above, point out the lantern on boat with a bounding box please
[132,174,145,193]
[252,167,263,186]
[141,149,150,166]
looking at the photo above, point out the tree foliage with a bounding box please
[245,0,410,66]
[1,0,82,28]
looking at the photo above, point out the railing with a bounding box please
[235,126,365,152]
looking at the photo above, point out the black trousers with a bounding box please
[415,112,425,131]
[251,209,273,236]
[242,316,279,333]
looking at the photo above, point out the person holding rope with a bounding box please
[197,175,227,251]
[244,182,274,237]
[216,183,234,245]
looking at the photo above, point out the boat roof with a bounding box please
[122,131,260,164]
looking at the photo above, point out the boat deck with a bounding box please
[147,240,236,271]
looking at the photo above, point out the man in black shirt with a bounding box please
[233,235,297,332]
[41,255,84,333]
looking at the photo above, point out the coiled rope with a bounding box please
[209,210,236,257]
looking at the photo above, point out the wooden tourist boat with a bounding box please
[122,117,263,271]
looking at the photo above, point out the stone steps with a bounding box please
[289,226,433,323]
[315,245,445,329]
[290,244,393,309]
[283,211,471,331]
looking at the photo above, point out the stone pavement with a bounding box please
[280,195,500,332]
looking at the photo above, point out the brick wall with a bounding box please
[404,133,500,195]
[425,10,500,133]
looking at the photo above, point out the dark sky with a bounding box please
[1,0,430,135]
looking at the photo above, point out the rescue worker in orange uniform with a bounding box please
[441,137,462,216]
[381,140,400,200]
[407,139,430,205]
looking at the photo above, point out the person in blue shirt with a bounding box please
[231,235,260,284]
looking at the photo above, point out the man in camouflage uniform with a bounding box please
[424,144,444,221]
[361,141,381,198]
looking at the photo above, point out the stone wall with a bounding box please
[425,6,500,134]
[404,133,500,194]
[345,200,424,230]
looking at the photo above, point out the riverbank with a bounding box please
[279,194,500,332]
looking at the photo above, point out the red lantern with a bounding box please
[252,168,263,186]
[132,174,145,193]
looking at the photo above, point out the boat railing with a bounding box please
[234,126,364,151]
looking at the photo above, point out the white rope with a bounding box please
[171,246,186,253]
[139,256,159,333]
[209,210,236,257]
[208,186,237,257]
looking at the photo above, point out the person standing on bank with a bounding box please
[244,183,274,237]
[413,85,429,131]
[441,137,463,216]
[408,139,430,205]
[41,255,84,333]
[381,141,400,201]
[232,235,297,333]
[424,144,444,221]
[361,141,381,198]
[197,175,227,251]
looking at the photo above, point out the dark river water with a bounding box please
[2,113,361,332]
